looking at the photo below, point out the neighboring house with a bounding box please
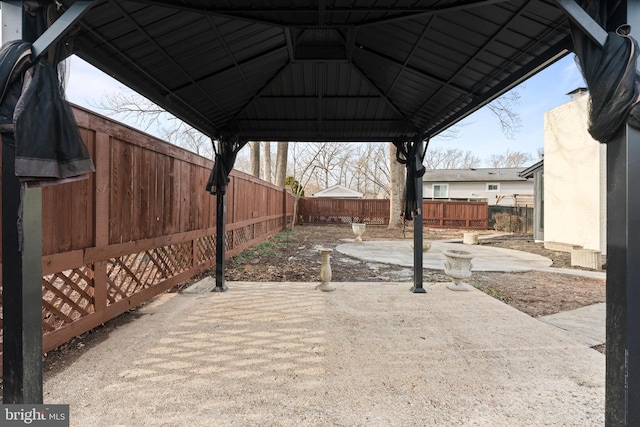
[311,184,364,198]
[422,168,533,207]
[519,160,544,241]
[543,88,606,254]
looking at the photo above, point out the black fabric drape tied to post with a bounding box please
[206,135,247,195]
[0,40,95,185]
[569,1,640,143]
[393,138,427,221]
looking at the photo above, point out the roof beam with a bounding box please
[127,0,511,28]
[228,62,293,125]
[206,16,255,93]
[554,0,607,47]
[359,0,513,27]
[385,17,435,97]
[284,28,295,62]
[32,1,96,58]
[171,45,288,93]
[358,45,470,94]
[349,62,411,125]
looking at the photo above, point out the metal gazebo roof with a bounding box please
[62,0,572,142]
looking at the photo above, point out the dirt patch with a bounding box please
[38,225,606,374]
[224,225,606,319]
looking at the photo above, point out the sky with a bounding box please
[63,53,586,166]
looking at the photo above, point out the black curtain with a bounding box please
[392,137,426,221]
[569,0,640,143]
[206,135,247,195]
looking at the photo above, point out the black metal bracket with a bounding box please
[555,0,607,48]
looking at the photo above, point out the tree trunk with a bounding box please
[249,141,260,178]
[275,141,288,187]
[262,141,272,183]
[388,142,405,229]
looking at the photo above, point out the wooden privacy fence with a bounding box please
[298,198,389,224]
[298,198,488,228]
[0,105,295,361]
[422,200,488,229]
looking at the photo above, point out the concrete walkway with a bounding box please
[335,239,606,351]
[539,303,606,347]
[335,240,553,272]
[44,281,604,426]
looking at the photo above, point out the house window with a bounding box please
[433,184,448,198]
[486,183,500,191]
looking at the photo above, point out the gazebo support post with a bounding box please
[410,139,425,293]
[1,0,95,403]
[556,0,640,423]
[213,192,228,292]
[606,123,640,426]
[1,0,42,405]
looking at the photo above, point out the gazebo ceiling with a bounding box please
[62,0,573,142]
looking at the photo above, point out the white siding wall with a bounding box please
[422,181,533,206]
[544,93,607,253]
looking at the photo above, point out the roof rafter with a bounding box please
[359,0,514,27]
[171,45,288,93]
[205,16,255,94]
[228,62,293,126]
[349,62,412,126]
[75,20,220,137]
[426,37,571,136]
[410,2,529,124]
[108,0,228,118]
[385,17,435,97]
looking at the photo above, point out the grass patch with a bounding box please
[230,229,297,265]
[471,283,508,302]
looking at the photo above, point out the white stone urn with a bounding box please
[443,249,473,291]
[316,249,335,292]
[351,222,366,243]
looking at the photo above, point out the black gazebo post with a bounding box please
[213,191,228,292]
[410,139,425,293]
[555,0,640,423]
[1,0,95,403]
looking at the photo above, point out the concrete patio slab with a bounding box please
[44,281,604,426]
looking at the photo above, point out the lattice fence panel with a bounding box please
[442,219,467,228]
[105,242,193,305]
[197,235,216,264]
[42,266,95,332]
[469,220,488,228]
[255,221,266,238]
[225,230,233,252]
[234,226,249,247]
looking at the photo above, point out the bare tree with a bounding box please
[424,147,481,170]
[486,148,534,168]
[486,91,522,140]
[388,143,405,229]
[275,141,289,187]
[261,141,272,183]
[90,87,212,158]
[249,141,260,178]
